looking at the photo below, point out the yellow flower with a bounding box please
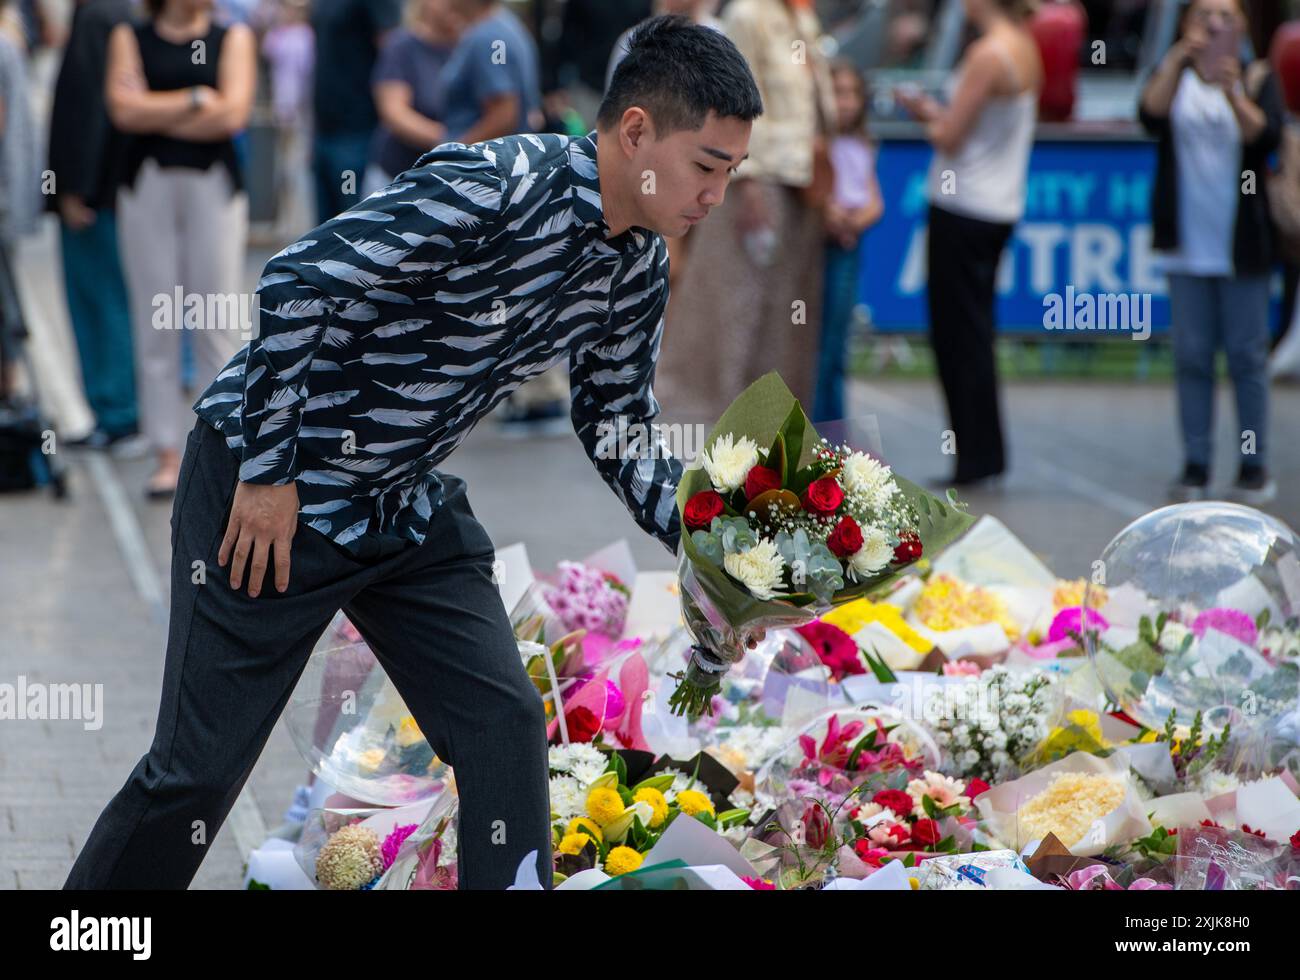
[604,846,644,876]
[1136,730,1159,743]
[566,816,603,842]
[633,787,669,828]
[822,599,931,653]
[675,789,715,818]
[394,716,424,748]
[915,575,1020,642]
[1065,709,1107,746]
[558,832,593,856]
[356,748,386,773]
[586,786,626,826]
[1054,578,1107,611]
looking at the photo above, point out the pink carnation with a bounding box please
[381,822,419,870]
[1191,608,1258,647]
[1047,606,1109,644]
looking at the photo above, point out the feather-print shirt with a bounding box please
[192,129,683,557]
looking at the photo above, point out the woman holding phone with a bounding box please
[1139,0,1284,504]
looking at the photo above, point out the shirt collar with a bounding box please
[568,129,650,255]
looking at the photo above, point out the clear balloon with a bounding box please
[1084,503,1300,735]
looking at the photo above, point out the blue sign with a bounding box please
[863,139,1172,334]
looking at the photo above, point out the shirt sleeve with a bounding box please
[567,244,683,556]
[235,142,505,485]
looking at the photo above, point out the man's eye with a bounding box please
[697,163,713,173]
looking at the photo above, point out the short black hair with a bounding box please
[598,15,763,135]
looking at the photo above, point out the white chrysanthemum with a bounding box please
[548,775,585,821]
[701,433,761,493]
[1158,620,1193,653]
[841,452,897,509]
[571,761,607,786]
[848,525,893,579]
[724,541,787,600]
[1195,768,1241,798]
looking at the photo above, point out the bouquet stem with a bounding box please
[666,644,730,719]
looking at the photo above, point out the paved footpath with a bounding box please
[3,220,1297,888]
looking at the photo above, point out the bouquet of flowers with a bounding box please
[669,372,975,717]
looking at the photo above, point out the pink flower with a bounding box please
[380,822,419,870]
[796,620,864,681]
[742,875,776,889]
[943,659,981,677]
[1192,608,1258,648]
[1047,606,1109,644]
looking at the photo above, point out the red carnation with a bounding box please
[911,818,943,847]
[872,789,915,818]
[744,465,782,501]
[683,490,725,530]
[964,777,990,800]
[893,530,923,563]
[801,476,844,515]
[826,515,864,558]
[563,705,602,743]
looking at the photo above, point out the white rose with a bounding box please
[702,433,761,493]
[723,541,787,601]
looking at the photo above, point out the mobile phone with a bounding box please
[1196,23,1240,84]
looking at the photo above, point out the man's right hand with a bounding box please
[218,481,299,597]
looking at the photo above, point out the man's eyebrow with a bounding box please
[700,146,749,163]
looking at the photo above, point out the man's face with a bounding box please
[629,112,752,238]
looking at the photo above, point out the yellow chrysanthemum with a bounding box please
[604,846,644,876]
[356,747,386,773]
[1065,709,1106,745]
[822,599,932,653]
[633,787,669,828]
[566,816,603,842]
[915,575,1021,642]
[586,786,626,826]
[1054,578,1107,611]
[395,716,424,747]
[558,832,593,856]
[675,789,715,818]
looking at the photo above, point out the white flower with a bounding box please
[701,433,761,493]
[548,775,585,821]
[960,749,981,768]
[1158,620,1193,653]
[988,729,1008,750]
[840,452,897,509]
[1195,768,1241,798]
[848,525,893,579]
[724,541,788,600]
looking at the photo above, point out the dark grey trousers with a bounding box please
[64,417,553,889]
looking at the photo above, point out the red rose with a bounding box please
[964,777,990,800]
[744,465,782,501]
[911,818,943,847]
[826,515,864,558]
[683,490,725,530]
[872,789,914,819]
[893,530,922,563]
[883,823,911,846]
[800,476,844,515]
[852,839,889,867]
[562,705,602,743]
[1290,830,1300,851]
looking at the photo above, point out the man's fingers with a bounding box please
[218,515,240,568]
[229,529,252,590]
[246,536,271,598]
[273,533,293,593]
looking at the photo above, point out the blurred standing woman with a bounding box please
[106,0,255,498]
[363,0,461,196]
[1140,0,1282,505]
[897,0,1041,488]
[657,0,837,420]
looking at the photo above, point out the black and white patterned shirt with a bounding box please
[193,130,682,557]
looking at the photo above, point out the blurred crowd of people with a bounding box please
[0,0,1296,506]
